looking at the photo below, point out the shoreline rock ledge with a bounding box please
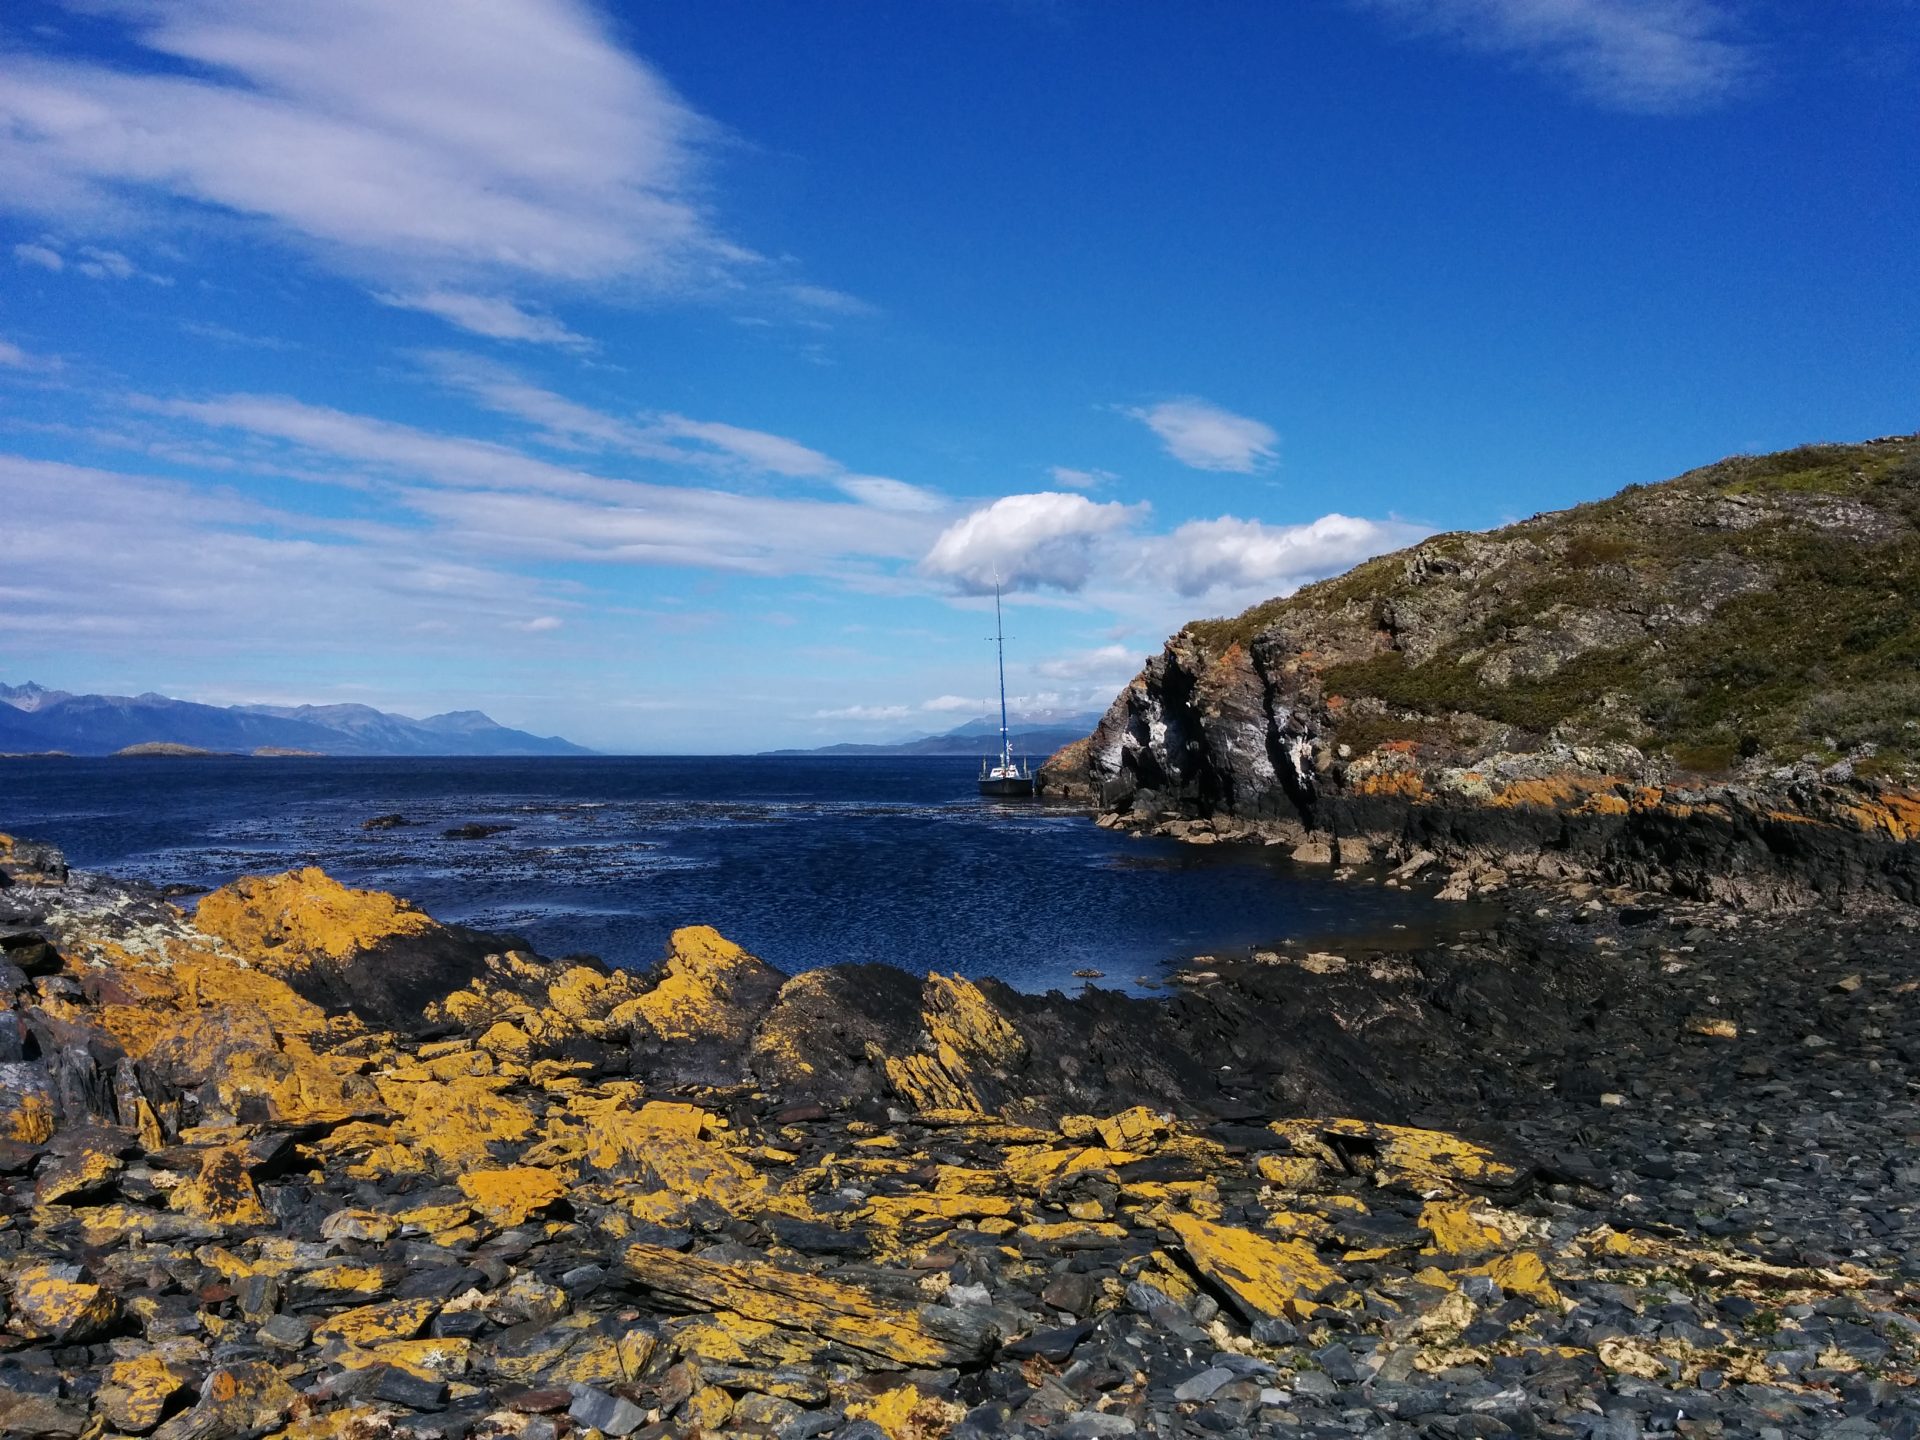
[2,836,1918,1438]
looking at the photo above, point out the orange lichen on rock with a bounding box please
[1489,776,1627,812]
[1835,788,1920,842]
[193,867,434,967]
[1353,771,1428,800]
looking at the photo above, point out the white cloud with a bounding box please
[377,291,590,347]
[923,491,1145,594]
[514,615,565,632]
[1124,398,1278,473]
[920,694,983,713]
[10,239,166,282]
[13,242,63,271]
[1035,644,1139,680]
[0,0,746,325]
[1357,0,1754,112]
[1152,513,1430,597]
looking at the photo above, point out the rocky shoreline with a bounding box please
[2,833,1917,1440]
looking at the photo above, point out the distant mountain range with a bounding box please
[767,711,1104,758]
[0,682,592,757]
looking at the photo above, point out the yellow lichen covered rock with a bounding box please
[0,1072,57,1144]
[576,1101,769,1215]
[622,1243,995,1368]
[194,868,433,965]
[1418,1198,1508,1258]
[847,1382,967,1440]
[1165,1213,1338,1322]
[627,925,778,1045]
[98,1351,195,1433]
[6,1261,120,1342]
[1269,1118,1522,1192]
[171,1143,271,1227]
[882,973,1029,1116]
[375,1075,536,1170]
[311,1297,439,1347]
[458,1166,567,1226]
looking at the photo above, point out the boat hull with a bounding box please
[978,776,1035,797]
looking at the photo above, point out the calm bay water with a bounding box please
[0,755,1448,993]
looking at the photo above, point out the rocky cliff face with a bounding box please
[1045,435,1920,909]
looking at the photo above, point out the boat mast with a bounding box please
[994,577,1012,771]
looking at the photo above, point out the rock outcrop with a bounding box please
[2,838,1917,1438]
[1044,436,1920,909]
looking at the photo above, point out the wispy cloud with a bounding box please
[152,391,950,577]
[1357,0,1756,112]
[811,702,913,721]
[783,284,878,318]
[1048,465,1116,490]
[0,454,560,650]
[0,338,57,372]
[12,242,64,272]
[0,0,751,333]
[417,351,947,509]
[1123,398,1278,473]
[377,290,592,348]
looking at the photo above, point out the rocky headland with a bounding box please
[1041,436,1920,913]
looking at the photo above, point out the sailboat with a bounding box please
[978,578,1035,797]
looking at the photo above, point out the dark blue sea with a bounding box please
[0,756,1451,993]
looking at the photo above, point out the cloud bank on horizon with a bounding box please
[0,0,1908,749]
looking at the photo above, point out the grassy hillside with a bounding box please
[1184,436,1920,779]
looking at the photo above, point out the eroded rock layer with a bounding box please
[1,838,1916,1439]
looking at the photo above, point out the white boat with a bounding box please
[978,579,1034,797]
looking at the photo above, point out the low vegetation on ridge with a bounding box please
[1184,436,1920,778]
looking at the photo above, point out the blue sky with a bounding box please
[2,0,1914,752]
